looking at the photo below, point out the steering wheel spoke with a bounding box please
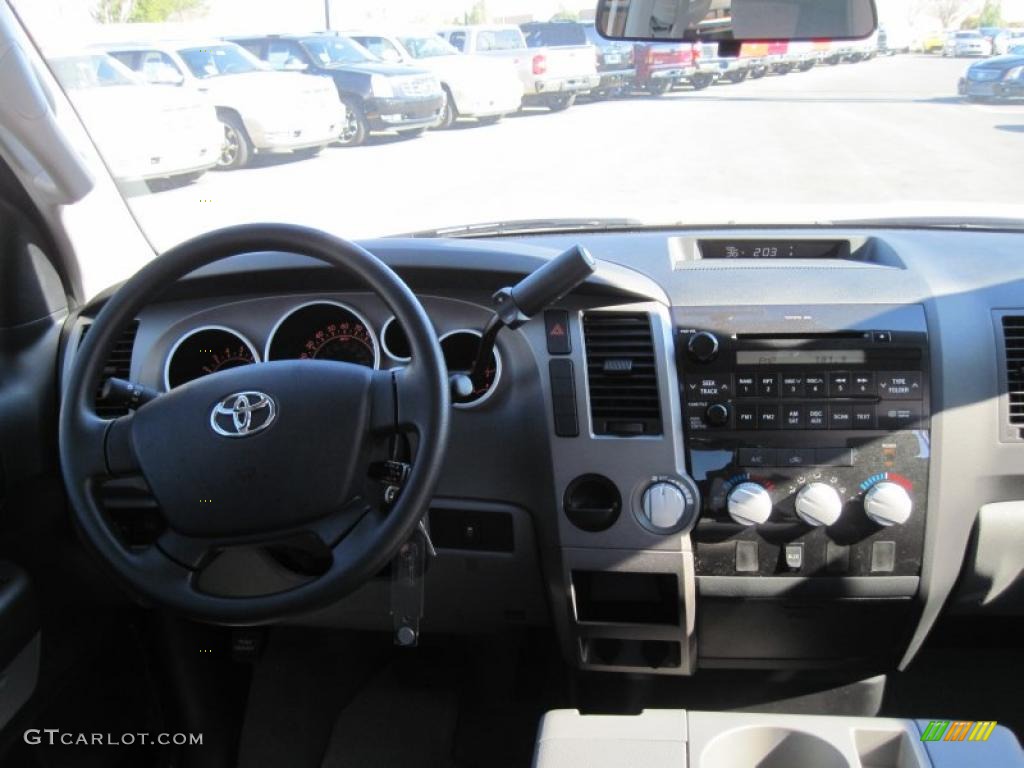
[157,528,215,571]
[105,412,141,476]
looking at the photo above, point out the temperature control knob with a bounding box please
[727,482,773,526]
[794,483,843,527]
[687,331,720,363]
[864,482,913,527]
[641,480,696,531]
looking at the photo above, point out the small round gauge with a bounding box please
[266,301,379,368]
[165,326,259,390]
[382,317,411,361]
[440,329,502,408]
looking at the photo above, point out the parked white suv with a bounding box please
[47,51,221,186]
[105,41,346,169]
[347,31,522,129]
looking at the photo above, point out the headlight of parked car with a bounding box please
[1005,65,1024,80]
[370,74,394,98]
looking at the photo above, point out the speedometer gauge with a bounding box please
[266,301,379,368]
[165,326,259,390]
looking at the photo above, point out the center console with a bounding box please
[674,305,931,667]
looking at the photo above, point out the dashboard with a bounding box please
[65,227,1024,676]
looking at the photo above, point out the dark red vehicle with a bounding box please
[633,42,713,94]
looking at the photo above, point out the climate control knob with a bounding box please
[864,482,913,527]
[727,482,773,526]
[687,331,720,363]
[794,483,843,527]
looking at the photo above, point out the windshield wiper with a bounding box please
[395,217,644,238]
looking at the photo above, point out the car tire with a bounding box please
[437,88,458,129]
[690,74,714,90]
[750,66,768,79]
[337,98,368,147]
[798,61,816,72]
[478,114,503,125]
[724,70,749,84]
[545,93,576,111]
[647,80,673,96]
[216,112,251,170]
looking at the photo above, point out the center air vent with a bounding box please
[1001,314,1024,439]
[79,320,140,418]
[582,312,662,436]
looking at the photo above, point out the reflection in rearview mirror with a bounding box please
[595,0,878,43]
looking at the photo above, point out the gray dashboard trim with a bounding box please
[697,575,920,599]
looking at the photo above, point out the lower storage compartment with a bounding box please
[579,637,681,670]
[698,597,913,667]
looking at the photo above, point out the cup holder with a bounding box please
[700,726,851,768]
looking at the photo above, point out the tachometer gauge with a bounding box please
[266,301,379,368]
[165,326,259,390]
[440,329,502,408]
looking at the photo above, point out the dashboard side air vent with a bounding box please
[79,320,140,418]
[1000,313,1024,441]
[583,312,662,436]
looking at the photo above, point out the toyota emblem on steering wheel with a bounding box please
[210,392,276,438]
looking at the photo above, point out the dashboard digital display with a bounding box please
[698,240,851,260]
[736,349,867,366]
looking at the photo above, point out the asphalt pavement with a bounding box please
[127,54,1023,253]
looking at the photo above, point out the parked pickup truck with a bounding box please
[48,51,220,186]
[438,24,599,111]
[580,21,635,98]
[231,33,444,146]
[697,42,751,84]
[105,40,345,169]
[347,31,522,128]
[634,42,714,94]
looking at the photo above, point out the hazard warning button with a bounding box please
[544,310,571,355]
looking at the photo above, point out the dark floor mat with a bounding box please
[320,664,459,768]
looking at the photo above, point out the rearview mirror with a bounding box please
[595,0,877,42]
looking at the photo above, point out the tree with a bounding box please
[455,1,488,25]
[93,0,206,23]
[977,0,1003,26]
[920,0,980,29]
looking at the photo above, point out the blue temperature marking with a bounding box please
[859,472,888,492]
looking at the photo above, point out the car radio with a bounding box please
[674,305,930,580]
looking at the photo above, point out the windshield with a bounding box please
[178,43,264,78]
[398,35,458,58]
[10,0,1024,296]
[302,36,377,66]
[49,54,139,89]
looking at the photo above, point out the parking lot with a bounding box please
[128,54,1023,252]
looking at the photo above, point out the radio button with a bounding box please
[877,372,922,400]
[757,405,780,429]
[757,374,779,398]
[694,374,732,399]
[852,405,876,429]
[829,372,852,396]
[738,447,775,468]
[852,373,875,396]
[736,375,757,397]
[782,405,804,429]
[781,375,805,397]
[735,404,757,429]
[829,405,853,429]
[806,404,828,429]
[877,403,923,429]
[805,375,827,397]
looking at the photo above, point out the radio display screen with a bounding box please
[736,350,867,366]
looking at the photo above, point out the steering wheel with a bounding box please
[59,224,450,624]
